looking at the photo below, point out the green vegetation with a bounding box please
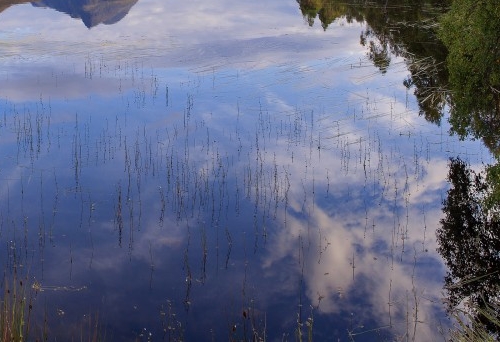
[297,0,500,151]
[438,0,500,154]
[438,0,500,259]
[1,274,107,342]
[437,7,500,341]
[438,157,500,338]
[296,0,450,123]
[0,273,37,342]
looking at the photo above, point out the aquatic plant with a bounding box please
[1,274,107,342]
[0,273,34,342]
[448,299,500,342]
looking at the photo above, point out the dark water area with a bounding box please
[1,0,498,341]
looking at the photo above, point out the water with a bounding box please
[0,1,491,341]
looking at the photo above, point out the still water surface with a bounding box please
[0,1,490,340]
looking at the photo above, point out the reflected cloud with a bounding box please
[261,148,449,339]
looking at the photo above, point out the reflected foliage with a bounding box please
[296,0,450,124]
[437,7,500,326]
[438,0,500,155]
[438,158,500,335]
[297,0,500,159]
[359,1,450,126]
[297,0,361,29]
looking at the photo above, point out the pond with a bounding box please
[0,0,496,341]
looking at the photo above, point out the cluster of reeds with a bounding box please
[0,273,35,342]
[448,300,500,342]
[1,274,107,341]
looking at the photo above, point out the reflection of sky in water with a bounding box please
[0,1,493,341]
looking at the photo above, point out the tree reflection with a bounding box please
[296,0,500,157]
[438,0,500,155]
[360,0,450,124]
[296,0,356,30]
[437,7,500,322]
[437,158,500,335]
[296,0,450,124]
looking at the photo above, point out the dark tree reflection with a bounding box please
[296,0,450,125]
[437,157,500,335]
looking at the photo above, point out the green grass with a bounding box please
[0,273,34,342]
[1,274,104,342]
